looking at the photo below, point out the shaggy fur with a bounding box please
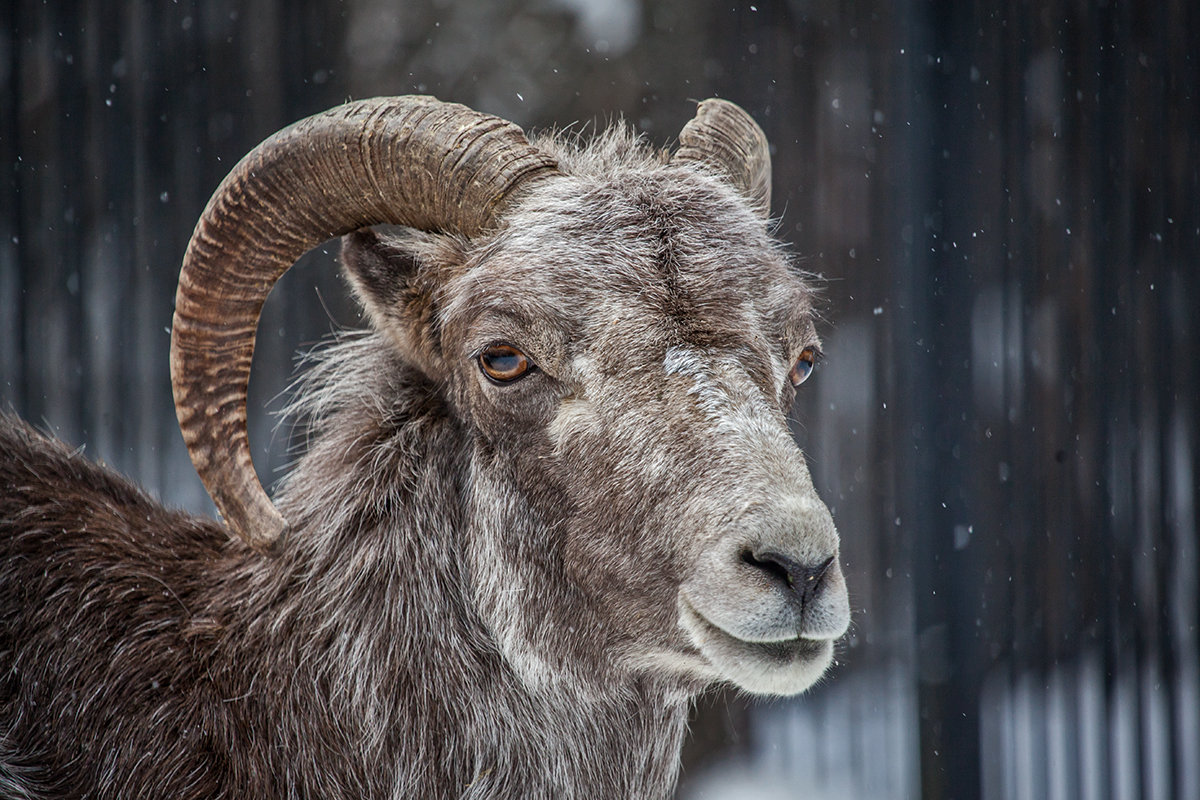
[1,124,846,798]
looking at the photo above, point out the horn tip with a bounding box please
[227,507,286,555]
[211,471,287,554]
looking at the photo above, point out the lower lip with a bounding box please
[681,597,830,664]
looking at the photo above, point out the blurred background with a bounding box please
[2,1,1197,797]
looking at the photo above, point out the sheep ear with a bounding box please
[342,228,421,313]
[341,227,454,374]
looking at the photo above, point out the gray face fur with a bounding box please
[342,128,850,698]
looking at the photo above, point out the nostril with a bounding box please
[799,555,836,602]
[741,548,794,588]
[741,549,835,603]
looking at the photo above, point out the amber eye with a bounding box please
[478,344,532,383]
[788,347,818,387]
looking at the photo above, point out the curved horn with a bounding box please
[671,98,772,221]
[170,96,559,551]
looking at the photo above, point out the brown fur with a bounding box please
[1,124,846,798]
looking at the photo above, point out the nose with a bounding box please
[680,491,849,645]
[741,548,835,609]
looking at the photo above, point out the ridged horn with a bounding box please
[671,98,772,220]
[170,96,559,552]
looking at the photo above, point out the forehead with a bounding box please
[449,169,815,359]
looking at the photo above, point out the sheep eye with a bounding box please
[788,347,818,387]
[478,344,532,383]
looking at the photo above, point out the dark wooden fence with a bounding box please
[3,1,1197,797]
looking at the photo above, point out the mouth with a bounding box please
[677,595,835,696]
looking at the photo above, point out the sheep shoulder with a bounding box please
[0,414,270,795]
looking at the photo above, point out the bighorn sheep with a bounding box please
[1,96,850,799]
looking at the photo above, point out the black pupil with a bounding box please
[482,347,525,379]
[792,353,813,385]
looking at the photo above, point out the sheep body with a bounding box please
[0,380,684,798]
